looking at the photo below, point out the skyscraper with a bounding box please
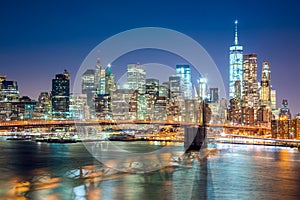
[105,64,115,95]
[82,69,96,109]
[99,68,106,95]
[279,99,291,119]
[209,88,219,103]
[169,75,181,98]
[146,78,159,120]
[0,80,19,102]
[159,82,169,98]
[242,54,259,110]
[17,96,36,120]
[176,64,192,99]
[0,76,6,89]
[137,94,148,120]
[271,89,277,110]
[198,77,207,101]
[69,94,88,120]
[145,79,159,97]
[260,62,271,108]
[229,20,243,100]
[153,96,167,121]
[36,92,51,119]
[95,58,106,95]
[127,64,146,93]
[52,70,70,119]
[0,77,19,120]
[242,54,259,124]
[111,89,135,120]
[94,94,112,119]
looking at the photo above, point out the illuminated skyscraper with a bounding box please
[111,89,136,120]
[271,89,277,110]
[198,77,207,100]
[127,64,147,119]
[95,59,101,88]
[260,62,272,108]
[146,79,159,119]
[146,79,159,97]
[0,76,6,90]
[17,96,36,120]
[176,64,192,99]
[95,58,106,95]
[153,96,167,121]
[52,70,70,119]
[159,82,169,98]
[209,88,219,103]
[0,80,19,102]
[279,99,291,119]
[127,64,146,93]
[82,69,96,109]
[168,76,182,121]
[229,20,243,100]
[242,54,259,124]
[169,75,181,98]
[105,64,115,95]
[242,54,259,110]
[99,69,106,95]
[69,94,88,120]
[36,92,51,119]
[137,94,148,120]
[94,94,112,119]
[0,77,19,120]
[94,58,105,94]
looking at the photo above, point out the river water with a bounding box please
[1,138,300,200]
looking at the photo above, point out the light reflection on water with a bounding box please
[1,140,300,199]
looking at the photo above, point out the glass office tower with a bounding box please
[229,20,243,100]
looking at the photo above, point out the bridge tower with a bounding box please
[184,100,207,152]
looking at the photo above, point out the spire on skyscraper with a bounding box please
[229,19,243,100]
[234,20,239,45]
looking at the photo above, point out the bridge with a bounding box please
[0,119,270,131]
[0,119,270,151]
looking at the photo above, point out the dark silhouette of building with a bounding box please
[52,70,70,119]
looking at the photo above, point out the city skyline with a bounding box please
[1,1,300,114]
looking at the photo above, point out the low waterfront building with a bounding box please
[271,118,300,139]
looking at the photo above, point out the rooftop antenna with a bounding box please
[234,20,239,45]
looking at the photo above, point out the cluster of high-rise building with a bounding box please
[1,20,299,139]
[80,62,221,123]
[0,61,220,123]
[271,99,300,139]
[228,20,278,127]
[227,20,300,139]
[0,76,36,120]
[0,70,73,121]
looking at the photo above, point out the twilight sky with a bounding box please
[1,0,300,115]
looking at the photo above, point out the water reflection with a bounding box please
[1,168,62,199]
[2,141,300,199]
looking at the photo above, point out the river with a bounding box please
[0,138,300,199]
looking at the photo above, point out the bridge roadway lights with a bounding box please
[184,126,206,152]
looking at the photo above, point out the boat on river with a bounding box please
[35,136,77,143]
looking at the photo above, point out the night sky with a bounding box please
[1,0,300,115]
